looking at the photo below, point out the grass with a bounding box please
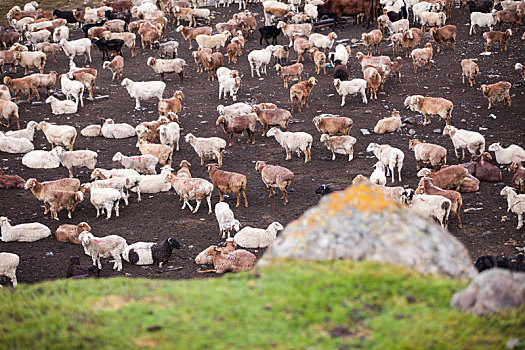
[0,260,524,349]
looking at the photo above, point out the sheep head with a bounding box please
[255,160,266,172]
[320,134,330,143]
[112,152,123,162]
[442,125,456,137]
[147,57,156,66]
[78,231,93,246]
[184,133,194,143]
[167,237,181,249]
[36,121,49,131]
[408,139,420,150]
[333,78,341,90]
[366,142,379,153]
[24,178,37,190]
[180,160,191,168]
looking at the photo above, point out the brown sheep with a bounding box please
[461,59,479,86]
[197,247,256,274]
[312,115,353,135]
[416,177,463,228]
[483,29,512,52]
[480,81,511,109]
[418,165,467,190]
[158,90,184,117]
[55,222,91,244]
[216,113,257,146]
[429,25,457,52]
[509,162,525,194]
[207,164,248,208]
[255,160,294,204]
[290,77,317,112]
[251,106,291,136]
[361,29,382,55]
[401,28,423,57]
[3,76,39,102]
[203,52,223,81]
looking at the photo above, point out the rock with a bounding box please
[408,129,416,135]
[450,269,525,315]
[258,183,477,279]
[360,129,370,135]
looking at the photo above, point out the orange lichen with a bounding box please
[324,183,398,215]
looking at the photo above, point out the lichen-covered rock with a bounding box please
[451,269,525,315]
[258,183,477,279]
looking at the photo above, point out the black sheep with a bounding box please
[67,256,101,278]
[124,237,181,268]
[0,274,14,287]
[259,25,282,46]
[387,6,408,22]
[81,19,107,38]
[315,183,335,196]
[91,38,125,61]
[332,60,349,81]
[105,10,131,24]
[466,0,494,13]
[52,10,79,25]
[474,253,525,272]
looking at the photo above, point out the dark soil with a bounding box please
[1,4,524,284]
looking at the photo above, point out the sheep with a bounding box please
[308,32,337,52]
[293,36,312,63]
[24,178,81,212]
[401,28,423,57]
[276,21,312,47]
[266,127,313,163]
[59,74,84,108]
[0,100,20,130]
[367,142,404,183]
[233,221,283,248]
[0,252,19,287]
[90,167,142,202]
[469,152,502,183]
[516,62,525,81]
[488,143,525,164]
[157,40,179,59]
[0,169,25,189]
[52,26,69,43]
[404,95,453,125]
[0,132,33,154]
[409,139,447,170]
[495,9,524,30]
[309,47,326,75]
[374,110,402,134]
[443,125,485,160]
[408,194,451,228]
[461,59,479,86]
[3,76,39,103]
[20,148,58,170]
[121,78,166,110]
[0,216,51,242]
[327,45,351,67]
[385,18,409,34]
[312,114,353,136]
[37,121,76,151]
[226,40,243,64]
[390,33,404,54]
[369,161,387,185]
[509,162,525,194]
[429,25,456,52]
[481,80,512,109]
[218,74,241,101]
[197,247,256,274]
[103,32,137,57]
[158,122,180,151]
[195,31,231,52]
[177,160,192,179]
[112,152,158,175]
[185,133,226,167]
[483,29,512,52]
[290,77,317,112]
[218,102,252,118]
[176,25,212,49]
[255,160,294,204]
[251,106,291,136]
[158,90,184,117]
[305,3,319,20]
[26,71,57,98]
[411,42,433,73]
[25,29,51,51]
[333,78,368,106]
[195,240,236,265]
[59,38,92,63]
[500,187,525,230]
[55,222,91,244]
[54,148,98,177]
[332,60,349,81]
[420,11,446,30]
[216,114,257,146]
[470,11,497,35]
[67,70,95,100]
[18,51,46,75]
[361,29,382,55]
[99,118,134,139]
[130,168,173,194]
[416,165,467,190]
[248,45,275,77]
[81,125,101,137]
[147,57,185,83]
[43,190,84,220]
[214,202,241,238]
[363,66,382,100]
[79,231,127,270]
[208,164,248,207]
[102,55,124,81]
[319,134,356,161]
[122,237,181,267]
[136,140,173,166]
[66,256,101,279]
[82,184,121,219]
[416,177,463,228]
[0,85,11,101]
[164,174,214,213]
[474,253,525,273]
[44,96,76,115]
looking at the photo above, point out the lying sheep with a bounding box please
[0,216,51,242]
[101,118,135,139]
[443,125,485,160]
[66,256,101,279]
[195,240,236,265]
[417,165,467,190]
[45,96,77,115]
[267,127,313,163]
[113,151,158,174]
[55,222,91,244]
[121,78,166,110]
[79,231,127,270]
[255,160,294,204]
[320,134,356,161]
[370,161,387,185]
[234,221,283,248]
[501,187,525,230]
[0,132,34,154]
[122,237,181,267]
[374,110,402,134]
[0,252,19,287]
[215,202,241,238]
[197,247,256,274]
[137,140,173,166]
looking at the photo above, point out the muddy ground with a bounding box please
[0,4,524,284]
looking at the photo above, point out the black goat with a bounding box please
[387,6,408,22]
[315,183,335,196]
[259,25,282,45]
[53,9,78,25]
[466,0,494,13]
[474,253,525,272]
[332,60,349,81]
[105,10,131,23]
[81,19,107,38]
[91,38,124,60]
[67,256,101,278]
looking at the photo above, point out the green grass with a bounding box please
[0,260,523,349]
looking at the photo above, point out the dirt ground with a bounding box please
[0,4,524,284]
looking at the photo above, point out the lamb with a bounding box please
[495,9,524,30]
[60,38,92,63]
[255,160,294,204]
[332,60,349,81]
[333,78,368,106]
[313,114,353,135]
[420,11,447,30]
[500,187,525,230]
[461,59,479,86]
[233,221,283,248]
[101,118,136,138]
[55,148,98,177]
[319,134,356,161]
[197,247,256,274]
[137,140,173,166]
[290,77,317,112]
[218,74,241,101]
[121,78,165,110]
[408,194,451,228]
[147,57,185,83]
[411,42,433,73]
[45,96,77,115]
[310,47,326,75]
[275,63,303,88]
[176,25,212,49]
[158,122,180,151]
[370,161,387,185]
[363,66,382,100]
[509,162,525,194]
[390,32,404,54]
[55,222,91,244]
[195,31,231,51]
[214,202,241,238]
[361,29,382,55]
[0,216,51,242]
[409,139,447,170]
[226,39,243,64]
[417,165,467,190]
[59,74,84,108]
[443,125,485,160]
[37,121,76,151]
[308,32,337,52]
[266,127,313,163]
[404,95,453,125]
[24,178,81,211]
[429,25,456,52]
[192,47,212,73]
[276,21,312,47]
[102,55,124,81]
[0,133,34,154]
[66,256,101,279]
[82,184,121,219]
[469,11,497,35]
[208,164,248,207]
[488,143,525,164]
[483,29,512,52]
[163,173,214,213]
[216,114,257,146]
[43,190,84,220]
[112,151,158,174]
[516,62,525,81]
[185,133,226,167]
[158,90,184,117]
[79,231,127,270]
[0,100,20,130]
[248,45,275,77]
[416,177,463,228]
[122,237,181,267]
[374,110,402,134]
[366,142,404,183]
[401,28,423,57]
[251,106,291,136]
[0,252,19,287]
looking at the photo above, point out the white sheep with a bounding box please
[112,152,158,175]
[22,147,62,169]
[23,1,38,11]
[91,167,142,202]
[409,194,451,228]
[469,12,497,35]
[308,32,337,51]
[121,78,166,110]
[333,78,368,106]
[370,161,387,185]
[329,44,351,65]
[146,57,186,82]
[185,133,227,167]
[158,123,180,151]
[233,221,283,248]
[420,11,447,29]
[443,125,485,160]
[18,50,46,75]
[100,118,135,139]
[53,26,69,43]
[0,132,34,154]
[366,142,404,183]
[319,134,356,161]
[217,102,252,117]
[79,231,127,271]
[248,45,276,77]
[80,125,102,137]
[412,2,433,23]
[266,127,313,163]
[25,30,51,50]
[84,185,121,219]
[501,186,525,230]
[195,31,231,51]
[215,202,241,239]
[304,3,318,20]
[59,38,92,63]
[0,216,51,242]
[488,143,525,165]
[60,74,84,107]
[55,148,98,177]
[131,166,173,194]
[0,252,19,287]
[5,121,38,141]
[218,75,241,101]
[45,96,78,115]
[37,121,77,151]
[386,18,409,33]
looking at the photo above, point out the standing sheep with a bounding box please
[37,121,77,151]
[266,127,313,163]
[79,231,127,271]
[255,160,294,204]
[214,202,241,238]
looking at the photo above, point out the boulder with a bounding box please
[258,183,477,280]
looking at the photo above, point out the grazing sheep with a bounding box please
[0,216,51,242]
[333,78,368,106]
[367,142,404,183]
[214,202,241,238]
[320,134,356,161]
[185,133,226,167]
[443,125,485,160]
[234,221,283,248]
[500,187,525,230]
[255,160,294,204]
[267,127,313,163]
[404,95,453,125]
[208,163,248,207]
[79,231,127,270]
[122,237,181,267]
[0,252,19,287]
[488,143,525,164]
[55,222,91,244]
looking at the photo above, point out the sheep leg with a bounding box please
[192,199,202,213]
[455,209,462,228]
[96,207,100,217]
[267,185,275,198]
[517,214,523,230]
[134,98,141,110]
[242,189,248,207]
[105,203,112,219]
[341,95,346,107]
[206,195,212,214]
[285,147,291,160]
[462,149,465,160]
[112,252,123,271]
[114,200,120,217]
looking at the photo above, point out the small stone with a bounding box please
[479,127,488,131]
[408,129,416,135]
[433,129,441,133]
[360,129,370,135]
[45,252,54,256]
[365,110,372,114]
[494,182,505,187]
[489,114,497,119]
